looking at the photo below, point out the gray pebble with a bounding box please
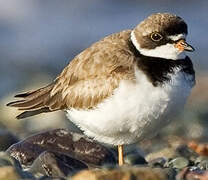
[176,144,198,162]
[195,156,208,170]
[124,154,147,165]
[166,157,189,169]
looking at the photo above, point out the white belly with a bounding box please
[66,68,193,146]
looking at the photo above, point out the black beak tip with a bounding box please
[191,46,195,52]
[185,45,195,52]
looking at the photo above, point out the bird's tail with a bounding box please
[7,83,55,119]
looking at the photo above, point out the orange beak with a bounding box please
[174,39,195,52]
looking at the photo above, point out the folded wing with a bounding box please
[7,30,136,119]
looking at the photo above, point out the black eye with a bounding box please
[151,32,163,41]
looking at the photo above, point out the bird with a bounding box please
[7,13,195,166]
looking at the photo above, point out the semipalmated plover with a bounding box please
[7,13,195,165]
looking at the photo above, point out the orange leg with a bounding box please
[118,145,124,166]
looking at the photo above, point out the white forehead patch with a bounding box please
[168,34,186,41]
[131,31,186,60]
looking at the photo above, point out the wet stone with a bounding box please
[124,154,147,165]
[195,156,208,170]
[29,151,88,178]
[176,144,199,162]
[185,169,208,180]
[145,147,176,162]
[166,157,189,170]
[7,129,116,168]
[176,167,208,180]
[148,157,166,168]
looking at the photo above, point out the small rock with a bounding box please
[148,157,166,168]
[146,147,176,162]
[70,166,168,180]
[29,151,88,178]
[176,144,198,162]
[176,167,208,180]
[188,141,208,156]
[186,170,208,180]
[7,129,116,168]
[195,156,208,170]
[166,157,189,170]
[124,154,147,165]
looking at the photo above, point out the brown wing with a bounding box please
[7,30,136,119]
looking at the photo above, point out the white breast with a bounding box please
[66,67,193,146]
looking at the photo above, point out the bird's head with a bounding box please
[131,13,194,60]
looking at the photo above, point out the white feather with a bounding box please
[66,66,193,146]
[131,31,186,60]
[168,34,186,41]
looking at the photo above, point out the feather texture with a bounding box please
[7,30,136,118]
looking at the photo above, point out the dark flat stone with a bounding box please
[7,129,116,168]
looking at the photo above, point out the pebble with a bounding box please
[124,154,147,165]
[148,157,166,168]
[145,147,176,162]
[4,130,208,179]
[176,144,199,162]
[195,156,208,170]
[176,167,208,180]
[166,157,189,170]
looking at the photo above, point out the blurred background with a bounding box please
[0,0,208,146]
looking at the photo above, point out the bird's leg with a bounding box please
[118,144,124,166]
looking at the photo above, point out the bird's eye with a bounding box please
[151,32,163,41]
